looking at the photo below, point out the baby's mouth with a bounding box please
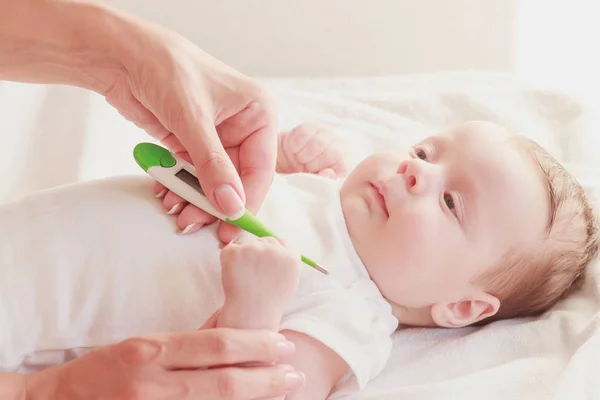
[370,181,389,217]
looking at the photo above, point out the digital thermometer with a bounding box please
[133,142,328,275]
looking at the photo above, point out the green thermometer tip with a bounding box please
[301,256,329,275]
[226,208,330,275]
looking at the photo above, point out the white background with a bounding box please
[97,0,600,91]
[100,0,516,77]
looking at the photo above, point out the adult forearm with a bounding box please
[0,0,134,93]
[0,372,26,400]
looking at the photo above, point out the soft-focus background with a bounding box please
[97,0,600,89]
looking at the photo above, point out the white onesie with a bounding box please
[0,173,398,395]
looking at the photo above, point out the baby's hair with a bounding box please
[474,135,599,324]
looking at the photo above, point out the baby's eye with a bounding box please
[444,192,455,211]
[415,148,427,160]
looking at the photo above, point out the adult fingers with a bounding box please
[217,93,277,218]
[178,114,246,220]
[166,364,305,400]
[175,204,216,235]
[154,182,168,198]
[163,190,187,215]
[236,118,278,215]
[149,329,294,369]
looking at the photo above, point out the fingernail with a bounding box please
[276,340,295,359]
[285,371,306,393]
[214,184,244,219]
[166,203,182,215]
[155,188,167,198]
[177,223,197,235]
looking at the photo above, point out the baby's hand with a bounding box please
[218,237,301,330]
[277,123,350,179]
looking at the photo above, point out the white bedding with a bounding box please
[1,71,599,399]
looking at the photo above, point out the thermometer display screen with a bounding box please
[175,168,205,195]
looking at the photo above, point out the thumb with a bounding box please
[199,309,221,329]
[181,119,246,219]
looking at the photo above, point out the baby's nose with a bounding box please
[398,160,409,175]
[398,160,424,193]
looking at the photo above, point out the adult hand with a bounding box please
[0,0,278,244]
[104,15,278,243]
[26,328,304,400]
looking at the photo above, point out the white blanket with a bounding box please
[1,71,599,399]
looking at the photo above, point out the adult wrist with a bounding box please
[0,0,142,94]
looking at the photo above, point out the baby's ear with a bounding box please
[430,291,500,328]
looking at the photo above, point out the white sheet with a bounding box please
[1,71,599,399]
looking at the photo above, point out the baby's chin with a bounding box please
[340,196,375,237]
[339,185,365,219]
[375,294,439,327]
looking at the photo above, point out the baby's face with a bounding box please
[340,122,549,313]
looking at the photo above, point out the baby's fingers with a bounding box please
[317,168,337,180]
[284,123,321,154]
[328,149,351,177]
[262,237,301,261]
[305,140,348,175]
[295,132,336,166]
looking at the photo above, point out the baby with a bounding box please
[0,121,597,400]
[159,120,599,398]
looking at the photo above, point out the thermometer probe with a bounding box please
[133,142,329,275]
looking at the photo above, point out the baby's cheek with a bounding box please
[390,207,437,244]
[379,211,464,305]
[389,209,450,261]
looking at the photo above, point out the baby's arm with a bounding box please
[215,237,348,399]
[276,123,350,179]
[216,237,298,332]
[215,319,346,400]
[217,310,347,399]
[279,330,348,400]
